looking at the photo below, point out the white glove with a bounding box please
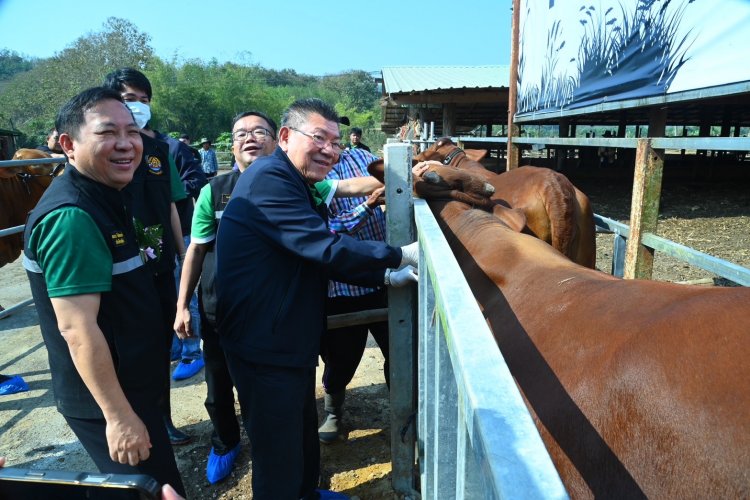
[399,241,419,267]
[385,265,418,287]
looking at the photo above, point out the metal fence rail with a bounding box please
[595,214,750,286]
[415,199,567,499]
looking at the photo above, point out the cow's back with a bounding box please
[437,204,749,499]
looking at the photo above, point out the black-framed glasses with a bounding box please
[232,127,274,142]
[290,127,344,153]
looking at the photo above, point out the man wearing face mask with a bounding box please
[103,69,193,447]
[105,69,207,376]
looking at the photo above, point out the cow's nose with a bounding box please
[423,171,442,184]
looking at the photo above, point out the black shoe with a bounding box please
[166,422,192,446]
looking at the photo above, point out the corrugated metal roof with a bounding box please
[382,65,509,94]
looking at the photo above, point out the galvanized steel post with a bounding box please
[383,142,418,497]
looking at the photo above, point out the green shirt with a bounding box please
[191,177,338,244]
[28,206,112,297]
[168,158,187,202]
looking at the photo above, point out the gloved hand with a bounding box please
[399,241,419,267]
[386,265,418,287]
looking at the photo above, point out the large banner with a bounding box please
[517,0,750,116]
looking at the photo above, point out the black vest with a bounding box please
[199,170,241,323]
[23,166,163,418]
[123,132,176,276]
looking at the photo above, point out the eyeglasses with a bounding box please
[290,127,344,153]
[232,127,274,142]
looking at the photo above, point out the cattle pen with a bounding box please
[3,135,750,498]
[377,138,749,498]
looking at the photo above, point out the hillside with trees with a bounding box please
[0,17,384,150]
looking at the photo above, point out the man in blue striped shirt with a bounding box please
[319,146,390,443]
[199,138,219,178]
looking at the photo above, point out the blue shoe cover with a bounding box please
[316,489,350,500]
[0,375,29,395]
[206,443,241,484]
[172,356,205,381]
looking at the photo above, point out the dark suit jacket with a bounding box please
[215,147,401,368]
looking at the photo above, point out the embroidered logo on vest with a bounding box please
[111,231,126,247]
[146,155,163,175]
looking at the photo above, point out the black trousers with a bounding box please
[321,289,390,393]
[153,271,177,417]
[64,399,185,496]
[224,353,319,500]
[201,316,241,453]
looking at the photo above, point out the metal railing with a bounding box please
[414,199,567,499]
[0,156,63,319]
[594,215,750,286]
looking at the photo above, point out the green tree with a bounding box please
[0,17,154,145]
[0,49,35,81]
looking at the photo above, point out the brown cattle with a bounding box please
[0,149,58,268]
[416,138,596,268]
[427,196,750,498]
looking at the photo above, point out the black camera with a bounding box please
[0,468,160,499]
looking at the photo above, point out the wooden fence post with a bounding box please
[623,138,664,279]
[506,0,521,171]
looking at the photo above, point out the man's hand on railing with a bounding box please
[385,265,418,287]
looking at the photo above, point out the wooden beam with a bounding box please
[506,0,521,171]
[623,138,664,279]
[442,103,456,137]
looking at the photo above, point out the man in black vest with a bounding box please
[103,68,194,446]
[175,111,277,484]
[23,87,184,495]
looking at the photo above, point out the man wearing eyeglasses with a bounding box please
[176,110,388,485]
[175,111,277,484]
[214,98,417,500]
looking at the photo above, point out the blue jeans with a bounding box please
[172,236,202,361]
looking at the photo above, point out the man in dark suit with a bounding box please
[215,98,417,500]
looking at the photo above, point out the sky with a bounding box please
[0,0,512,76]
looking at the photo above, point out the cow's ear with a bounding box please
[366,159,420,184]
[464,149,488,161]
[493,205,526,232]
[367,159,385,183]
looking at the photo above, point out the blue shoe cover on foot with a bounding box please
[206,443,241,484]
[172,356,205,381]
[0,375,29,395]
[316,489,350,500]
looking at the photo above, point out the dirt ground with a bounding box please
[0,175,747,499]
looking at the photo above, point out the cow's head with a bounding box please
[0,149,58,187]
[417,163,495,209]
[367,158,495,209]
[415,138,488,168]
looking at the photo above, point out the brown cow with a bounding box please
[416,138,596,268]
[0,149,59,268]
[426,194,750,498]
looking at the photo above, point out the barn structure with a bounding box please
[378,65,510,138]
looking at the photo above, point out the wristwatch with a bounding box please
[384,268,392,286]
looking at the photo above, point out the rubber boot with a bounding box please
[318,391,345,444]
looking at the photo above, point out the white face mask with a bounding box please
[126,101,151,129]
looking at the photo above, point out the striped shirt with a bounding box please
[199,148,219,175]
[327,148,386,298]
